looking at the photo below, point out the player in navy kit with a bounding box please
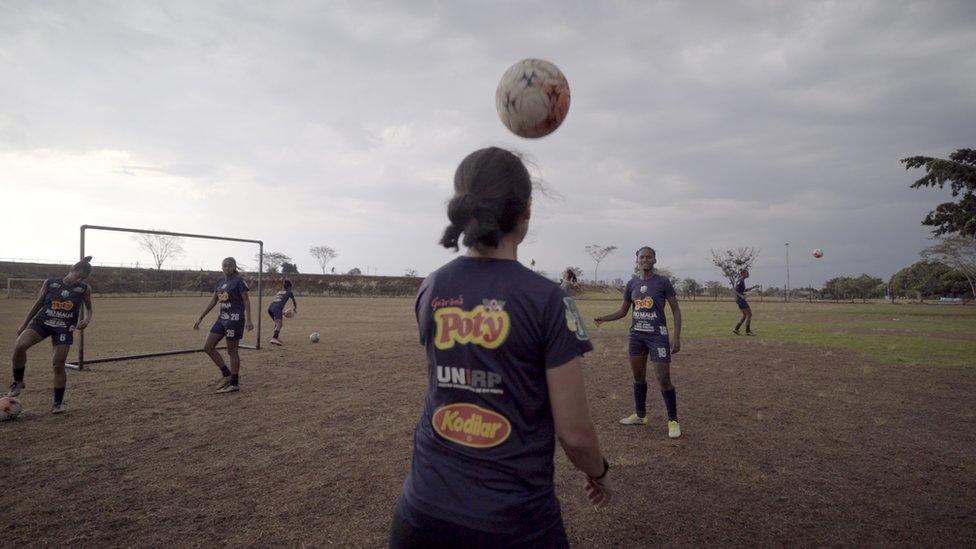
[193,257,252,394]
[390,147,611,549]
[733,269,758,335]
[267,279,297,346]
[7,256,94,414]
[594,247,683,438]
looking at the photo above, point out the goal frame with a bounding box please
[6,278,47,299]
[66,224,264,371]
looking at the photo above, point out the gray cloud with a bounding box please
[1,0,973,285]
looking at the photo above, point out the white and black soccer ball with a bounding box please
[496,58,571,138]
[309,332,321,343]
[0,396,23,421]
[812,249,824,259]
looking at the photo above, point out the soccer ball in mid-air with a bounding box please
[812,249,824,258]
[0,396,22,421]
[309,332,321,343]
[496,58,570,138]
[283,308,296,318]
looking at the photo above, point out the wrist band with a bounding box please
[592,457,610,480]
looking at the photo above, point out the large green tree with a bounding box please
[902,148,976,237]
[889,261,970,301]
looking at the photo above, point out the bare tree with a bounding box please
[585,244,617,282]
[132,233,185,270]
[921,236,976,300]
[710,247,761,287]
[254,251,292,274]
[309,245,338,274]
[404,268,419,277]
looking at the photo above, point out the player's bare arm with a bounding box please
[667,295,681,354]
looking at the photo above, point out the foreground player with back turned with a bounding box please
[193,257,252,394]
[267,279,297,345]
[7,256,94,414]
[390,147,611,549]
[594,247,683,438]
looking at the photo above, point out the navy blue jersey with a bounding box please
[403,257,593,535]
[268,289,295,311]
[624,274,676,335]
[735,278,746,296]
[215,276,249,322]
[33,278,88,331]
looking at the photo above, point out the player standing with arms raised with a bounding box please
[7,256,94,414]
[267,279,297,345]
[193,257,252,394]
[594,247,683,438]
[390,147,610,548]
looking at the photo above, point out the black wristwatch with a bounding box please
[591,458,610,480]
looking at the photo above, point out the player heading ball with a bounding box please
[390,147,611,548]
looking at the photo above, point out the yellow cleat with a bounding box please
[668,420,682,438]
[619,413,649,425]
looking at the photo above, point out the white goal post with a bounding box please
[6,278,47,299]
[66,224,264,371]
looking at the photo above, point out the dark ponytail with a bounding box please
[439,147,532,251]
[71,256,93,276]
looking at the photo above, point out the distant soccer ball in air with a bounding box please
[812,249,824,259]
[496,58,570,138]
[0,396,22,421]
[309,332,321,343]
[283,308,296,318]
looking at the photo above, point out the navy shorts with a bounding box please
[210,320,244,341]
[268,305,283,321]
[629,332,671,362]
[28,321,73,347]
[736,298,750,310]
[389,496,568,549]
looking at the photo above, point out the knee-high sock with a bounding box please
[662,388,677,421]
[633,382,648,417]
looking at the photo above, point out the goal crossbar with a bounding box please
[6,278,47,298]
[67,224,264,371]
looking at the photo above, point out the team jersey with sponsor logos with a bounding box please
[625,274,676,335]
[215,276,249,321]
[33,278,88,330]
[403,256,593,535]
[268,289,295,312]
[735,278,746,297]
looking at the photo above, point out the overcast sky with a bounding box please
[1,1,973,287]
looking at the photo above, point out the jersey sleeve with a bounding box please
[664,278,676,298]
[240,278,250,293]
[543,287,594,369]
[622,279,634,305]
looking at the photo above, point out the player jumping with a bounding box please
[7,256,94,414]
[193,257,252,394]
[267,279,297,346]
[594,246,683,439]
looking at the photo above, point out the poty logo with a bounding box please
[633,297,655,309]
[51,300,74,311]
[434,305,510,350]
[436,366,503,394]
[218,291,230,302]
[432,403,511,448]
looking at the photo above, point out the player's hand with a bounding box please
[76,319,90,331]
[584,475,612,508]
[193,320,201,330]
[246,322,254,332]
[671,337,681,354]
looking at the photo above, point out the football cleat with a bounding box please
[668,420,681,438]
[215,384,239,394]
[6,381,24,397]
[619,413,649,426]
[52,402,68,415]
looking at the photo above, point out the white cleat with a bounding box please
[214,376,231,390]
[6,381,24,397]
[270,337,282,346]
[215,384,239,394]
[668,420,681,438]
[52,402,68,415]
[619,413,649,426]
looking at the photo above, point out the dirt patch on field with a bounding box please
[1,297,974,546]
